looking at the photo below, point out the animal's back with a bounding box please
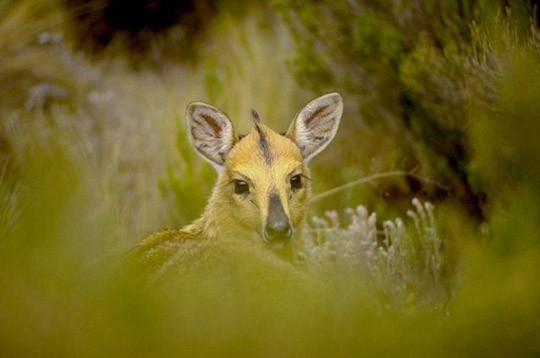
[131,228,303,285]
[131,228,209,280]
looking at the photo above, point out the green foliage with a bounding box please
[1,141,539,355]
[161,124,215,224]
[288,42,334,92]
[470,46,540,255]
[0,0,79,112]
[275,0,535,221]
[352,8,404,66]
[0,166,19,240]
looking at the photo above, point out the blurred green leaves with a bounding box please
[470,48,540,255]
[0,0,79,112]
[276,0,535,221]
[352,9,404,66]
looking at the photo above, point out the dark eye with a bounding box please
[234,179,250,194]
[290,175,303,190]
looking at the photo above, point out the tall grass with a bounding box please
[1,1,539,356]
[304,198,448,311]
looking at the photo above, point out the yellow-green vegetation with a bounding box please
[1,0,539,356]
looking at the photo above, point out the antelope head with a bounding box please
[186,93,343,258]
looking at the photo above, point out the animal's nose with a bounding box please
[264,219,293,242]
[265,192,293,242]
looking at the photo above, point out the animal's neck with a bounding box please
[188,176,230,241]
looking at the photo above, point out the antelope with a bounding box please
[133,93,343,275]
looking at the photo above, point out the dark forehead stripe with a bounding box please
[251,109,273,165]
[257,131,273,165]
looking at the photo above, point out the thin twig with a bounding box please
[311,171,449,203]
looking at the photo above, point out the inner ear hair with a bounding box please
[287,92,343,163]
[186,102,237,170]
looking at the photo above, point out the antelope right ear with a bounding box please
[286,93,343,163]
[186,102,237,171]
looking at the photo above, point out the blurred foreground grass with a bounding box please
[1,1,540,356]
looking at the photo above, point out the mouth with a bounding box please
[267,239,289,251]
[267,239,296,261]
[259,229,296,258]
[255,227,296,259]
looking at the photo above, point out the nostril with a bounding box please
[265,221,292,241]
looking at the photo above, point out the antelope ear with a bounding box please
[186,102,237,171]
[286,93,343,163]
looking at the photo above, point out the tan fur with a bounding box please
[132,93,343,279]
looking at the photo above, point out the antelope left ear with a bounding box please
[186,102,237,171]
[286,92,343,163]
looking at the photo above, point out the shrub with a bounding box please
[275,0,534,221]
[304,198,448,310]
